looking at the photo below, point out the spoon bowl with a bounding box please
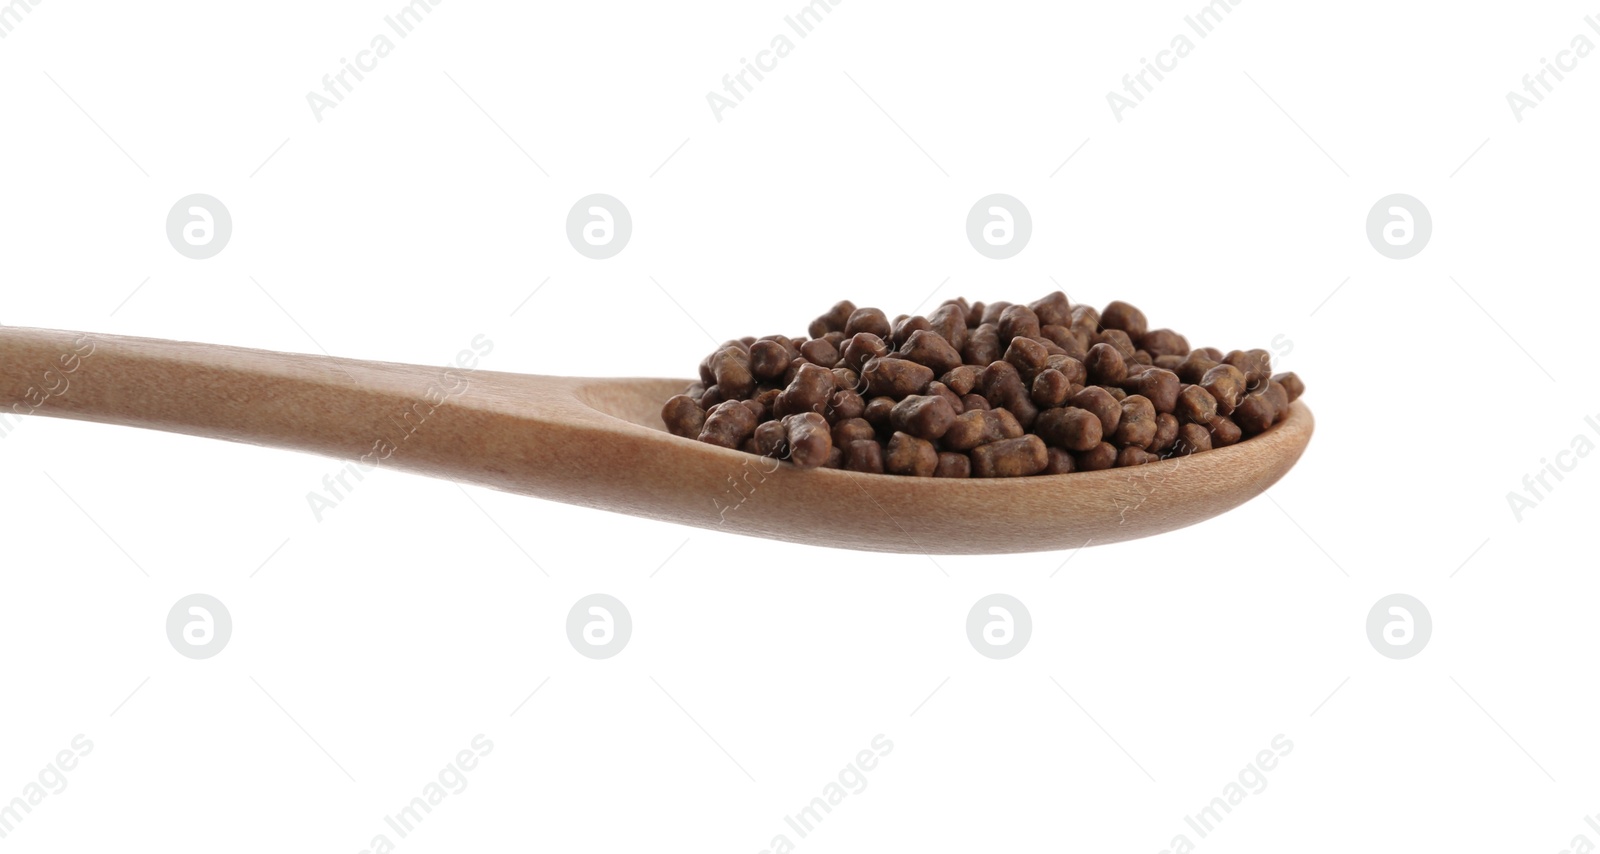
[2,328,1313,554]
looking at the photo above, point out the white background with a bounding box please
[2,0,1598,851]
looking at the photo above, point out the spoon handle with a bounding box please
[0,327,488,463]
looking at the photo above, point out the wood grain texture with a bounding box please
[1,327,1313,554]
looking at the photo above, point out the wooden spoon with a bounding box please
[1,327,1312,555]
